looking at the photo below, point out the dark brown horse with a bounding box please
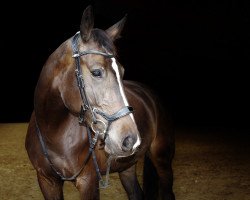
[25,5,175,200]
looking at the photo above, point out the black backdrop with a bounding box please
[1,0,249,129]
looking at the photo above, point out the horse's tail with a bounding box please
[143,153,159,199]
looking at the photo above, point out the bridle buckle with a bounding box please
[91,119,107,136]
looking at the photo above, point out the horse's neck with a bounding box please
[34,39,80,136]
[35,82,67,128]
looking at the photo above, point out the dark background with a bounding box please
[1,0,249,129]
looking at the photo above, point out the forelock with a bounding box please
[92,28,117,55]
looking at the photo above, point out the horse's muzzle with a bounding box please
[103,132,141,158]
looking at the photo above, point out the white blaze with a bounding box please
[111,58,135,122]
[111,58,141,150]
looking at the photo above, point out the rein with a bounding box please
[35,120,99,181]
[34,31,134,188]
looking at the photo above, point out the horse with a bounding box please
[25,5,175,200]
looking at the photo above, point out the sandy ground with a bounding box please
[0,123,249,200]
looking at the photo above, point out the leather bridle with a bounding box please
[72,31,133,139]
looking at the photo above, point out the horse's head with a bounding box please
[64,6,141,157]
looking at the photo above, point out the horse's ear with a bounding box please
[80,5,94,42]
[106,15,127,41]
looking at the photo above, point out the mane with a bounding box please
[91,28,117,55]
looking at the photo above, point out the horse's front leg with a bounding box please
[119,164,143,200]
[75,170,100,200]
[37,170,64,200]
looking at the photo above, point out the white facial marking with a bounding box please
[133,136,141,150]
[111,58,141,150]
[111,58,135,122]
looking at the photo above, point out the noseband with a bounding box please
[72,31,133,137]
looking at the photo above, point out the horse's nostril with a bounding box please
[121,136,135,152]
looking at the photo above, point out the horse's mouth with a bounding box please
[104,145,138,158]
[100,134,139,158]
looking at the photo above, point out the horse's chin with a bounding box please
[104,145,137,159]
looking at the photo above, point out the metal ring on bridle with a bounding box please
[91,119,107,135]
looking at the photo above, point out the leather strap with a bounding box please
[94,106,133,122]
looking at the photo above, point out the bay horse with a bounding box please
[25,5,175,200]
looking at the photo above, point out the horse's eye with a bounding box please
[91,69,103,78]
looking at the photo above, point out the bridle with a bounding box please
[72,31,133,139]
[35,31,134,187]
